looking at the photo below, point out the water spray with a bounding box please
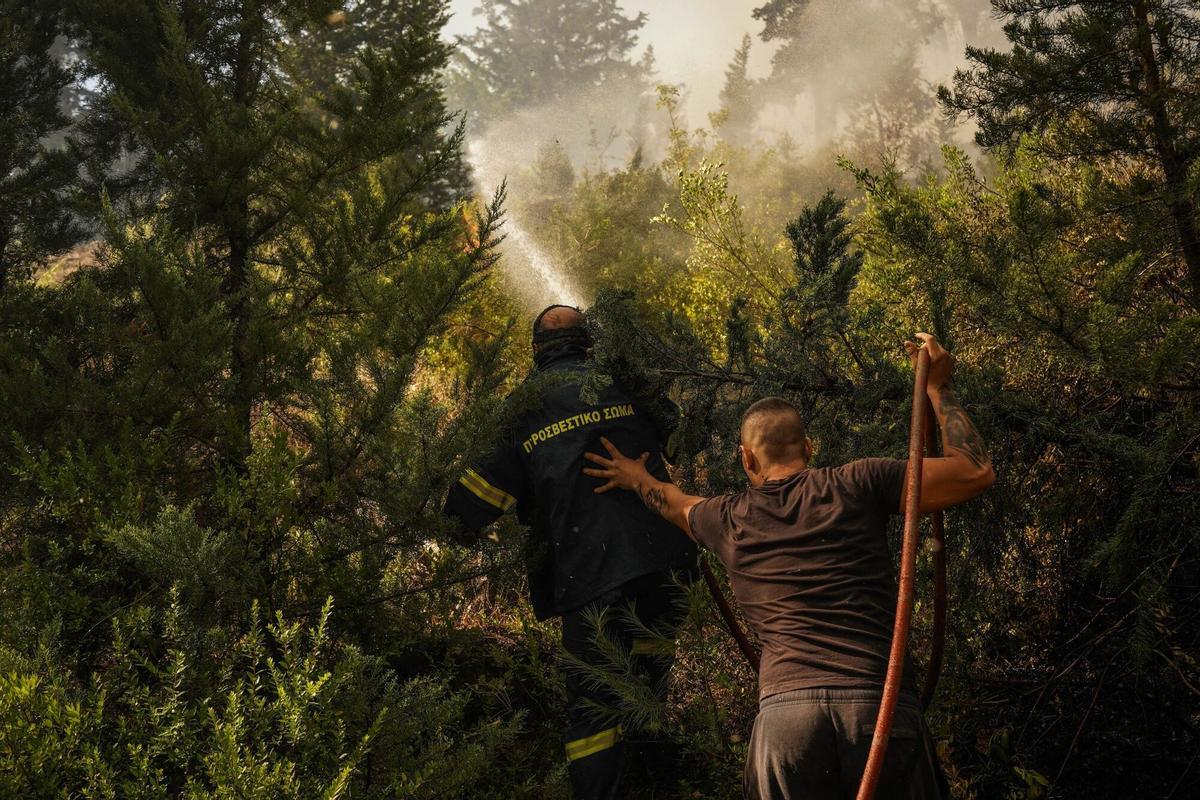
[466,138,582,309]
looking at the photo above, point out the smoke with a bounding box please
[443,0,1008,308]
[444,0,1005,134]
[748,1,1007,149]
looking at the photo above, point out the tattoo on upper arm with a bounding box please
[937,386,989,469]
[638,485,669,517]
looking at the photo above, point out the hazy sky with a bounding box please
[443,0,775,125]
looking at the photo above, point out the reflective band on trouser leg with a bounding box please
[565,725,622,761]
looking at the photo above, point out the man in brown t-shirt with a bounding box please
[582,334,994,799]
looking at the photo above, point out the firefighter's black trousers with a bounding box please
[560,569,694,800]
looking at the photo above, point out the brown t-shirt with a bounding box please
[688,458,911,699]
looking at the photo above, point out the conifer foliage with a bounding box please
[0,0,84,295]
[714,34,760,144]
[942,0,1200,303]
[449,0,652,120]
[1,1,525,795]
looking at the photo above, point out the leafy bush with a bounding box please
[0,591,521,799]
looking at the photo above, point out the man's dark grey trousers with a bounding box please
[744,688,948,800]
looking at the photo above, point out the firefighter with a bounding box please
[442,304,698,800]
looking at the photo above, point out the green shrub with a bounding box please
[0,593,521,798]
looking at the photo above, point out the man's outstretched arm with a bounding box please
[902,333,995,513]
[583,437,705,540]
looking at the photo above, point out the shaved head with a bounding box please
[535,305,584,332]
[740,397,808,467]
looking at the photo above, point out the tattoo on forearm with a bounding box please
[936,386,989,469]
[638,484,669,517]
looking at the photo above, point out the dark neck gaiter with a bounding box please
[533,340,589,371]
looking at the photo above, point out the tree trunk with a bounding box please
[227,221,253,472]
[225,6,259,473]
[1132,0,1200,304]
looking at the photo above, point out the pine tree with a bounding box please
[941,0,1200,304]
[714,34,760,144]
[449,0,650,121]
[751,0,815,111]
[290,0,473,205]
[0,1,84,295]
[8,0,512,618]
[67,0,482,465]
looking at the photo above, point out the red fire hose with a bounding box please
[856,345,942,800]
[702,345,946,800]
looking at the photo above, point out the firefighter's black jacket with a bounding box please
[443,344,697,619]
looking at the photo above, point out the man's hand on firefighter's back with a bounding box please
[583,436,652,494]
[583,436,703,538]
